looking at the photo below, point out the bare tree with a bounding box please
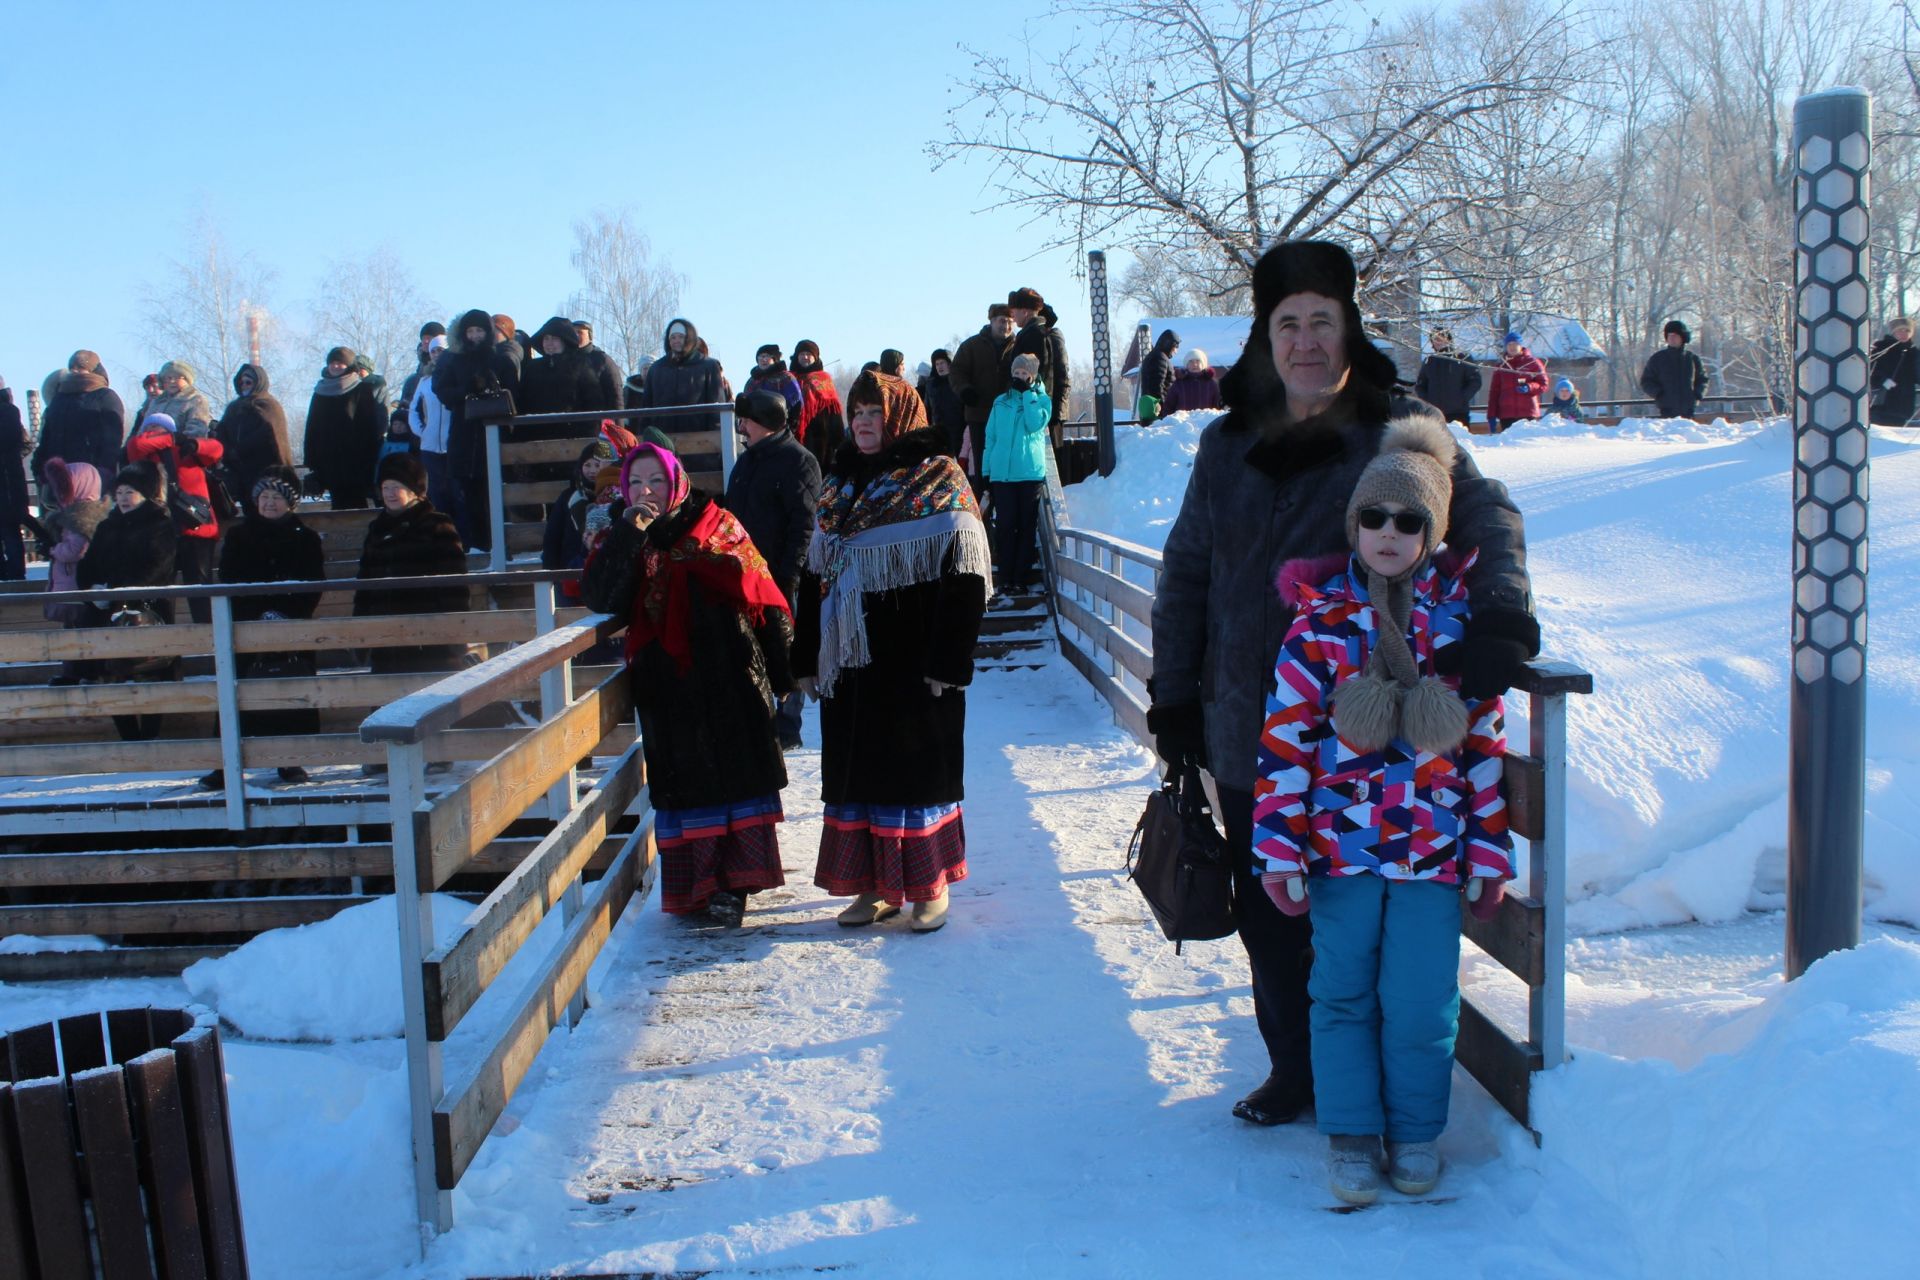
[137,213,287,389]
[563,208,688,376]
[936,0,1585,297]
[1117,245,1247,315]
[308,247,438,386]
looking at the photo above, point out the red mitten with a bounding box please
[1466,877,1507,922]
[1262,872,1311,917]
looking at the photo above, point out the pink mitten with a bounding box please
[1262,872,1310,917]
[1466,877,1507,922]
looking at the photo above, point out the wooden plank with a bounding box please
[172,1028,247,1280]
[232,609,539,654]
[1058,525,1166,573]
[56,1013,107,1074]
[107,1010,155,1064]
[0,1084,33,1280]
[0,727,625,777]
[1056,630,1152,747]
[6,1023,57,1083]
[126,1050,209,1280]
[417,674,634,889]
[0,947,237,983]
[0,623,213,664]
[1055,591,1152,683]
[434,827,649,1188]
[71,1065,158,1280]
[1503,752,1545,844]
[507,523,545,554]
[0,678,220,720]
[1054,553,1156,627]
[501,429,721,466]
[424,748,645,1038]
[12,1077,90,1278]
[0,895,372,939]
[360,614,619,744]
[1456,997,1541,1131]
[1461,891,1547,987]
[502,481,568,506]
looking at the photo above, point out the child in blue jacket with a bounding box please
[982,353,1052,597]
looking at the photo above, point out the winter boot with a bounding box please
[197,769,225,791]
[277,766,309,784]
[837,893,900,927]
[707,891,745,929]
[1328,1134,1383,1206]
[1232,1071,1313,1126]
[1385,1140,1442,1196]
[910,889,950,933]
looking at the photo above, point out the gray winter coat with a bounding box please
[1150,396,1532,791]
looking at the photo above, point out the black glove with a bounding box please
[1145,701,1207,769]
[175,434,198,460]
[960,386,981,408]
[1434,607,1540,701]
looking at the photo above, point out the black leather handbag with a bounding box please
[1126,764,1237,951]
[464,387,516,423]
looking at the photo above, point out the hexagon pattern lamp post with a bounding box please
[1788,88,1872,980]
[1088,250,1117,476]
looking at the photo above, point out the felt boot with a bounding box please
[1386,1140,1442,1196]
[910,889,950,933]
[1328,1134,1383,1206]
[837,893,900,927]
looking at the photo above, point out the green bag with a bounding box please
[1135,393,1161,425]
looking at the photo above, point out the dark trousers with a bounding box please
[0,521,23,580]
[774,691,804,745]
[989,480,1042,591]
[1218,783,1315,1085]
[423,451,482,553]
[177,537,215,623]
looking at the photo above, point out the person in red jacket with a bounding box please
[1485,332,1546,433]
[125,412,225,621]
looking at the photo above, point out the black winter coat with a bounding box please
[216,364,292,504]
[948,325,1013,427]
[1,391,26,532]
[1139,343,1177,404]
[580,345,626,412]
[1414,353,1484,425]
[791,431,988,808]
[304,379,387,507]
[218,512,325,736]
[918,372,965,434]
[721,428,821,605]
[1640,345,1708,418]
[640,318,726,436]
[353,499,469,672]
[582,493,791,811]
[433,308,524,479]
[519,349,609,428]
[77,499,179,623]
[1870,335,1920,425]
[33,376,125,482]
[542,486,591,572]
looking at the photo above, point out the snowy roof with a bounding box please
[1423,311,1607,362]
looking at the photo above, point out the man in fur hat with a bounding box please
[1148,238,1539,1130]
[1639,320,1708,420]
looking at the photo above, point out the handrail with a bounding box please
[481,401,734,429]
[25,567,578,608]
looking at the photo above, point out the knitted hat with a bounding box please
[113,460,165,505]
[735,389,788,431]
[159,359,197,385]
[1555,378,1576,397]
[325,346,356,369]
[426,334,448,355]
[1346,412,1456,562]
[1663,319,1691,343]
[1501,331,1522,346]
[1008,286,1045,310]
[756,343,783,361]
[376,450,429,497]
[252,465,302,510]
[1222,239,1399,413]
[1010,353,1040,380]
[139,412,178,435]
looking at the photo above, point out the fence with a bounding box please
[356,606,654,1241]
[1037,486,1594,1132]
[0,1007,247,1278]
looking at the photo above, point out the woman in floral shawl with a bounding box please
[793,370,992,933]
[583,441,796,927]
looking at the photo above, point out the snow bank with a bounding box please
[1067,412,1920,932]
[1532,936,1920,1275]
[184,895,470,1041]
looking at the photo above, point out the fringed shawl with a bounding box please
[625,497,791,670]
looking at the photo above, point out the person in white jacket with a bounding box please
[408,336,468,533]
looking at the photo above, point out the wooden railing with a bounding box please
[357,608,654,1241]
[1038,487,1593,1134]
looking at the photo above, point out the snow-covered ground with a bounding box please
[2,411,1918,1276]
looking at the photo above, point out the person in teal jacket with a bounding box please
[982,353,1052,598]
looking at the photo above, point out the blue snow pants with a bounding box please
[1308,875,1462,1141]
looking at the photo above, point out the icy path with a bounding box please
[412,661,1636,1280]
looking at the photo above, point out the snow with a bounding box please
[1068,409,1920,933]
[1423,310,1609,362]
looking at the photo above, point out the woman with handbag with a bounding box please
[581,441,795,928]
[125,412,225,623]
[77,460,180,742]
[791,370,991,934]
[201,466,325,790]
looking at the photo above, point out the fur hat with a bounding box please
[793,339,822,365]
[1221,239,1399,415]
[735,390,788,431]
[252,465,302,510]
[1008,286,1045,311]
[1346,412,1456,561]
[325,346,356,369]
[492,314,516,342]
[987,302,1012,320]
[756,343,783,362]
[68,349,105,375]
[113,460,165,505]
[376,450,429,497]
[1664,319,1691,343]
[159,359,197,385]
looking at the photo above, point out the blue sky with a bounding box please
[1,0,1105,402]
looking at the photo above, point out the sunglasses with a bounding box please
[1357,507,1428,535]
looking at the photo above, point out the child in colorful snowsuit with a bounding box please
[1251,412,1514,1206]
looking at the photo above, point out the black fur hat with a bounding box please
[1664,319,1692,344]
[113,460,165,505]
[1221,239,1398,416]
[376,451,429,498]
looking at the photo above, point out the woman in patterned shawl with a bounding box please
[583,441,796,928]
[792,370,992,933]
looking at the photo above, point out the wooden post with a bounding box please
[535,582,588,1028]
[386,738,452,1241]
[1529,687,1568,1068]
[486,421,506,574]
[210,595,246,830]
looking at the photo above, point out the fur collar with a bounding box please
[1275,548,1476,608]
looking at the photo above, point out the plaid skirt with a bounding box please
[813,802,968,905]
[656,793,786,915]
